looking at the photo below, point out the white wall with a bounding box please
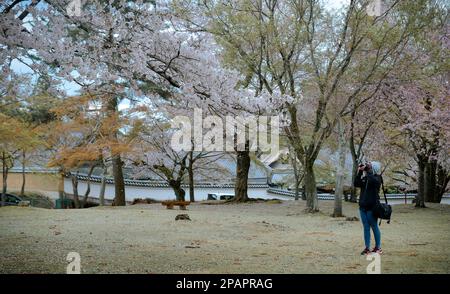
[64,178,292,202]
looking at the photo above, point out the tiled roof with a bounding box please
[73,174,269,188]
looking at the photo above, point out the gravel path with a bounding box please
[1,201,449,273]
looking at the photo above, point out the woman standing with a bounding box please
[354,161,383,255]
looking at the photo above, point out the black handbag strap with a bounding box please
[380,175,388,204]
[365,175,369,193]
[380,175,390,225]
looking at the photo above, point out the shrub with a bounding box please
[131,198,160,205]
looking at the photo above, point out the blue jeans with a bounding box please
[359,208,381,249]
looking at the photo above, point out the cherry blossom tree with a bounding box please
[381,77,449,205]
[2,0,284,204]
[368,19,449,206]
[128,107,231,201]
[174,0,435,212]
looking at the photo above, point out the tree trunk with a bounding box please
[349,136,360,203]
[1,152,8,207]
[234,150,250,202]
[20,149,26,197]
[416,155,426,208]
[99,166,107,206]
[294,177,300,201]
[436,164,449,203]
[424,159,437,203]
[171,180,185,201]
[58,169,65,206]
[348,110,369,204]
[71,172,80,209]
[333,118,345,217]
[107,96,126,206]
[111,154,126,206]
[188,151,195,202]
[350,161,358,203]
[82,164,96,208]
[301,184,306,200]
[304,161,319,212]
[291,148,301,201]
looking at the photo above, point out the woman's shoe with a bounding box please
[371,247,383,254]
[361,248,371,255]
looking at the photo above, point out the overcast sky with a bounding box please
[325,0,349,11]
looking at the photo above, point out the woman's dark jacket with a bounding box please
[354,170,381,211]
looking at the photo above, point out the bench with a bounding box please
[161,200,191,210]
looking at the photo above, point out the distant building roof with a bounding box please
[74,174,269,188]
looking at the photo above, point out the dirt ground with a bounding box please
[0,200,449,274]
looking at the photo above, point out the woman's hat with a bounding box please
[371,161,382,175]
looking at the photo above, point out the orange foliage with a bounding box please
[44,93,132,170]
